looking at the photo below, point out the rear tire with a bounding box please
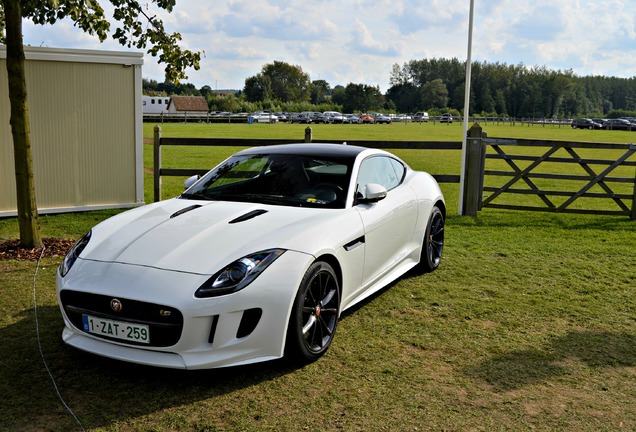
[285,261,340,363]
[416,205,444,273]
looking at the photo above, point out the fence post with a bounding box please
[304,126,312,143]
[462,123,486,216]
[629,164,636,220]
[154,125,162,202]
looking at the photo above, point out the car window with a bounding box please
[356,156,404,193]
[183,153,354,208]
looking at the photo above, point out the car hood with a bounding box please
[79,199,358,275]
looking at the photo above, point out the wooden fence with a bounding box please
[466,124,636,219]
[152,124,636,219]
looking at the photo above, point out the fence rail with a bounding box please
[153,125,636,219]
[153,127,463,203]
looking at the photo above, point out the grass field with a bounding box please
[0,122,635,431]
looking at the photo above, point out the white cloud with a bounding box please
[17,0,636,92]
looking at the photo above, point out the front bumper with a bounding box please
[56,250,313,369]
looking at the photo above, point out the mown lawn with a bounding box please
[0,122,634,431]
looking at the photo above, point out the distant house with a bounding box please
[167,95,209,115]
[142,95,170,114]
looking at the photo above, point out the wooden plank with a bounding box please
[484,170,634,183]
[483,203,630,216]
[160,168,209,176]
[486,153,636,167]
[482,186,633,200]
[485,138,635,150]
[432,174,461,183]
[153,126,162,202]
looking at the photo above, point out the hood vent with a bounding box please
[170,204,202,219]
[229,209,268,224]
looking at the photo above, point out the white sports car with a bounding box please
[57,143,445,369]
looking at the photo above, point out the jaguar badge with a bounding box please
[110,298,123,313]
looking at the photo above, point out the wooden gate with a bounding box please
[464,125,636,219]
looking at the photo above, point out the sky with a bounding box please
[19,0,636,93]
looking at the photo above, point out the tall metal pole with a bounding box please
[458,0,475,215]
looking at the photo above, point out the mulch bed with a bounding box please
[0,238,75,261]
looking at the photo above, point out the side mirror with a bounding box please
[184,175,200,190]
[356,183,387,204]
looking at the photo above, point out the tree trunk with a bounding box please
[3,0,42,248]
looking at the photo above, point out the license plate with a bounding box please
[82,314,150,344]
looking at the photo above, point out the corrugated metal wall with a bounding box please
[0,47,143,216]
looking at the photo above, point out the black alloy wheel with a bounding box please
[286,261,340,363]
[417,205,444,273]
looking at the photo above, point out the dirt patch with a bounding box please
[0,238,75,261]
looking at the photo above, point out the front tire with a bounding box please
[285,261,340,363]
[417,205,445,273]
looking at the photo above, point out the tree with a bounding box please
[310,79,331,104]
[342,83,383,113]
[386,82,419,112]
[243,74,272,102]
[244,61,310,103]
[420,79,449,109]
[0,0,200,248]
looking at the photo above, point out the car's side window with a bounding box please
[357,156,404,193]
[389,158,406,185]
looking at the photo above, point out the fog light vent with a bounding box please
[236,308,262,339]
[208,315,219,344]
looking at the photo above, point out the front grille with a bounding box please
[60,290,184,347]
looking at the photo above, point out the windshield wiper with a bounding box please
[205,192,300,206]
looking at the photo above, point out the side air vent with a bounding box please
[170,204,202,219]
[344,236,365,251]
[229,209,269,224]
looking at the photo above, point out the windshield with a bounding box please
[181,153,353,208]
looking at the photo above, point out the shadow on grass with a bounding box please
[1,306,303,431]
[465,330,636,391]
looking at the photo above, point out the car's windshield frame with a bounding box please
[181,153,355,209]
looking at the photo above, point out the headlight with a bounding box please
[59,230,92,277]
[195,249,285,298]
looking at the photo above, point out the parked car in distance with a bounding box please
[344,114,360,124]
[323,111,345,124]
[249,112,278,123]
[392,114,412,122]
[440,113,453,123]
[274,112,288,122]
[571,118,602,129]
[413,112,429,122]
[372,113,392,124]
[360,113,375,124]
[603,118,634,130]
[290,112,314,124]
[311,113,330,124]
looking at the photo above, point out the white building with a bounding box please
[142,95,170,114]
[0,46,144,216]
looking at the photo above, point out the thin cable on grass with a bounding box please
[33,245,86,432]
